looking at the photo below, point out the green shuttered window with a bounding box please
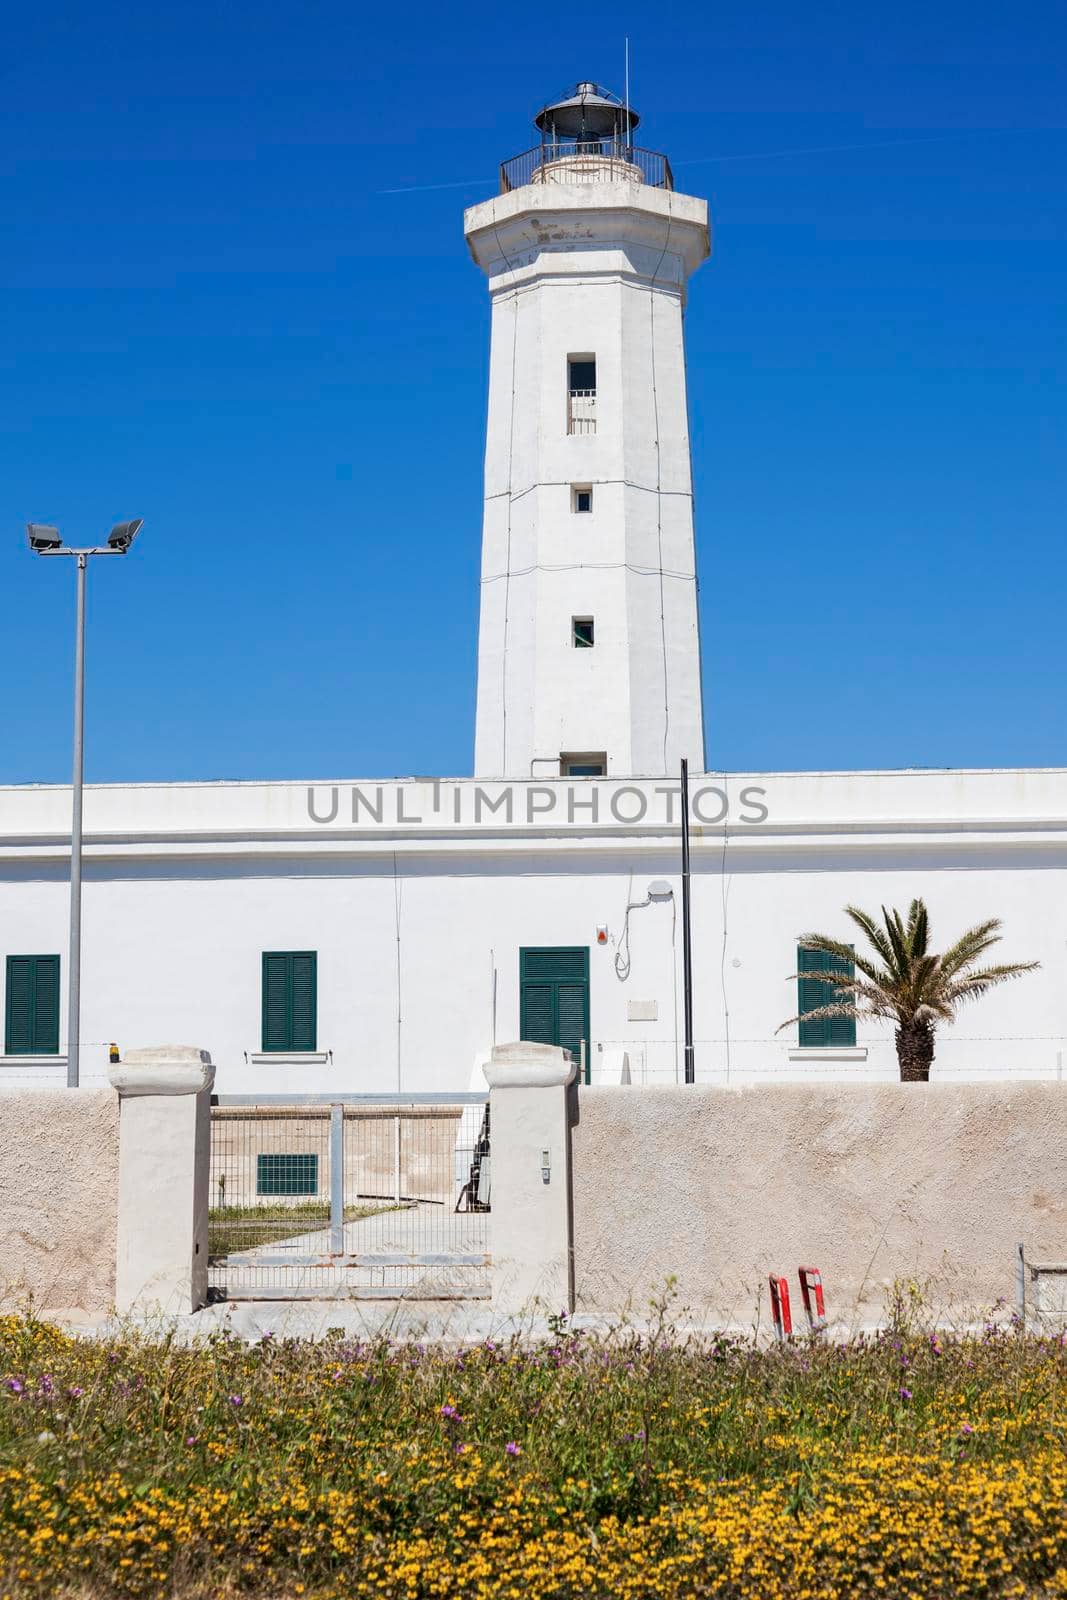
[5,956,60,1056]
[797,945,856,1048]
[261,952,317,1053]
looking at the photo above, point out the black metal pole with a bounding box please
[680,758,695,1083]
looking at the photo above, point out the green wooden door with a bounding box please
[519,947,590,1081]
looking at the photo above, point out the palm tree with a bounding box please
[779,900,1039,1082]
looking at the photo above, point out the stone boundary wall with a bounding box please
[0,1088,119,1317]
[570,1084,1067,1329]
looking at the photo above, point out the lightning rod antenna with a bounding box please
[624,37,631,154]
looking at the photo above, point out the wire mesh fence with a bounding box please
[208,1096,490,1301]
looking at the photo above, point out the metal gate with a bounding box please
[208,1094,490,1300]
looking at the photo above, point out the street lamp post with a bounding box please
[26,520,144,1087]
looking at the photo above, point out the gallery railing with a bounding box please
[500,142,674,194]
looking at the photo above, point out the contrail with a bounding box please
[674,131,1004,168]
[380,126,1060,196]
[379,176,496,195]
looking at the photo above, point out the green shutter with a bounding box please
[262,954,292,1052]
[797,945,856,1048]
[261,952,317,1053]
[5,956,60,1056]
[5,958,34,1054]
[520,983,555,1046]
[33,957,60,1054]
[557,982,588,1063]
[290,954,317,1052]
[522,948,587,983]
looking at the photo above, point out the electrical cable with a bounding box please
[484,477,695,505]
[495,285,520,774]
[482,559,696,584]
[647,191,675,772]
[614,879,654,982]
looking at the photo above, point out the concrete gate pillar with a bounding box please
[485,1041,576,1317]
[108,1046,215,1315]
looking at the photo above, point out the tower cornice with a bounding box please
[464,182,710,285]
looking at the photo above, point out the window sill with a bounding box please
[0,1054,67,1067]
[788,1048,868,1062]
[248,1051,330,1066]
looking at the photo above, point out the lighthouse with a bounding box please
[465,81,710,780]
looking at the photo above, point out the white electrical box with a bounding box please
[628,999,658,1022]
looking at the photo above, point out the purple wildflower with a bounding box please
[67,1386,83,1400]
[228,1394,243,1408]
[6,1379,24,1396]
[899,1387,913,1402]
[505,1441,521,1457]
[960,1422,974,1436]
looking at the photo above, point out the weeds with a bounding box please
[0,1308,1065,1596]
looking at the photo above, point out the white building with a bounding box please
[2,85,1064,1093]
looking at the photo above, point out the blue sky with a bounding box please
[2,0,1064,782]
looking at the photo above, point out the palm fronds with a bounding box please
[778,899,1038,1078]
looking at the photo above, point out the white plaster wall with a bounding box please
[467,180,709,778]
[4,767,1067,838]
[1,769,1065,1096]
[571,1084,1067,1329]
[0,1088,118,1315]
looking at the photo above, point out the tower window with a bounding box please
[567,355,596,435]
[572,617,595,648]
[572,485,593,513]
[561,752,606,777]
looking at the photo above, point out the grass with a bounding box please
[1,1296,1066,1596]
[208,1200,404,1256]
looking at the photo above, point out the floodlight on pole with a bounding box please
[107,519,143,553]
[27,524,63,552]
[25,517,145,1086]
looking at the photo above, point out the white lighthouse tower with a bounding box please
[466,82,710,779]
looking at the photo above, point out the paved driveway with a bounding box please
[211,1201,490,1301]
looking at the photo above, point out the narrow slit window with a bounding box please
[567,356,596,435]
[572,617,595,648]
[572,485,593,513]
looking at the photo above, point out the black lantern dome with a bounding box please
[534,81,639,144]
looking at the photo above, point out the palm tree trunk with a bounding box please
[896,1020,935,1082]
